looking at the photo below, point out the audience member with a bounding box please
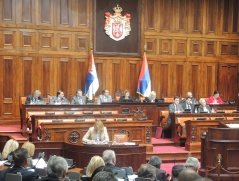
[49,90,69,105]
[144,91,159,103]
[97,89,112,104]
[25,90,44,105]
[207,90,223,104]
[178,169,201,181]
[92,171,118,181]
[36,155,68,181]
[119,90,134,102]
[181,97,195,113]
[148,156,168,181]
[171,164,186,181]
[90,166,113,180]
[86,156,105,177]
[71,89,87,104]
[181,92,197,104]
[137,164,156,180]
[167,96,184,126]
[82,120,109,144]
[2,139,19,160]
[198,98,211,113]
[185,157,200,172]
[21,141,35,157]
[102,150,120,171]
[0,148,38,181]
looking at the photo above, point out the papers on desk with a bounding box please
[226,124,239,128]
[122,142,136,145]
[32,158,47,169]
[0,160,7,166]
[127,175,138,181]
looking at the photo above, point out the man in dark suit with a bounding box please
[167,96,184,126]
[148,156,168,181]
[71,89,87,104]
[102,150,120,171]
[25,90,44,105]
[181,97,195,113]
[97,89,112,104]
[0,148,38,181]
[49,90,69,105]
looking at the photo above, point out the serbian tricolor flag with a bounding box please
[137,52,151,97]
[84,50,99,100]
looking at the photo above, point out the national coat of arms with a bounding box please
[104,5,131,41]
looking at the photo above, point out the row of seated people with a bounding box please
[0,138,212,181]
[24,89,163,105]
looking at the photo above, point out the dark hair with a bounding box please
[57,90,63,96]
[102,89,107,94]
[148,156,162,168]
[137,164,156,179]
[213,90,220,95]
[13,148,28,166]
[174,96,180,100]
[92,171,117,181]
[172,164,186,178]
[90,166,113,180]
[186,97,192,100]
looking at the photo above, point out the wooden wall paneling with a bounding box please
[102,59,113,96]
[143,0,157,31]
[159,38,172,55]
[57,33,72,52]
[129,61,139,99]
[16,0,35,25]
[175,0,187,32]
[151,60,160,97]
[220,41,230,56]
[36,0,54,26]
[75,34,89,53]
[190,40,202,56]
[188,63,200,99]
[187,0,202,33]
[159,0,173,32]
[174,39,187,56]
[232,0,239,33]
[145,38,157,55]
[222,0,230,33]
[39,31,55,52]
[31,57,42,93]
[0,56,3,118]
[205,41,217,57]
[77,0,89,27]
[59,58,70,100]
[160,62,169,98]
[205,63,217,98]
[206,0,217,34]
[22,57,32,96]
[56,0,71,27]
[230,43,239,56]
[0,30,17,50]
[95,60,103,95]
[75,58,87,96]
[175,63,184,97]
[42,58,52,98]
[112,60,121,99]
[0,0,16,24]
[19,31,36,51]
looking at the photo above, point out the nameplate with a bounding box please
[116,118,127,121]
[64,111,74,115]
[216,110,225,113]
[102,111,112,114]
[138,117,148,121]
[233,118,239,120]
[83,111,93,114]
[97,119,106,122]
[232,111,239,113]
[199,111,208,113]
[75,119,85,122]
[52,119,63,123]
[215,117,224,120]
[45,112,55,115]
[196,118,206,120]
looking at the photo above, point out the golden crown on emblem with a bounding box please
[113,4,123,13]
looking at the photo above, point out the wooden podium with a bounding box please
[199,121,239,181]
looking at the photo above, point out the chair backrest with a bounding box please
[35,168,47,177]
[66,171,81,181]
[134,177,152,181]
[6,173,22,181]
[122,166,134,175]
[113,133,128,143]
[164,97,174,102]
[81,175,90,181]
[113,169,127,180]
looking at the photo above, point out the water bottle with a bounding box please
[195,107,198,113]
[211,107,215,113]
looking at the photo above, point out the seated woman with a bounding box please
[21,141,35,168]
[85,156,105,177]
[2,139,19,160]
[207,90,223,104]
[198,98,211,113]
[119,90,134,103]
[82,120,109,144]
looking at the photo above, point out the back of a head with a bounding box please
[13,148,28,166]
[148,156,162,168]
[172,164,186,178]
[86,156,105,177]
[92,171,118,181]
[21,141,35,157]
[47,155,68,179]
[178,169,201,181]
[91,166,113,180]
[185,157,199,171]
[2,139,19,160]
[102,149,115,165]
[137,164,156,179]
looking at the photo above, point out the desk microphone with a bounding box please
[32,156,42,169]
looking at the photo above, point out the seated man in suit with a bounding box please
[102,150,120,171]
[71,89,87,104]
[167,96,184,126]
[180,91,198,105]
[148,156,168,181]
[25,90,44,105]
[36,155,68,181]
[181,97,195,113]
[144,91,159,103]
[97,89,112,104]
[137,164,156,180]
[0,148,38,181]
[198,98,211,113]
[49,90,69,105]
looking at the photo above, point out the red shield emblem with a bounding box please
[112,23,123,38]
